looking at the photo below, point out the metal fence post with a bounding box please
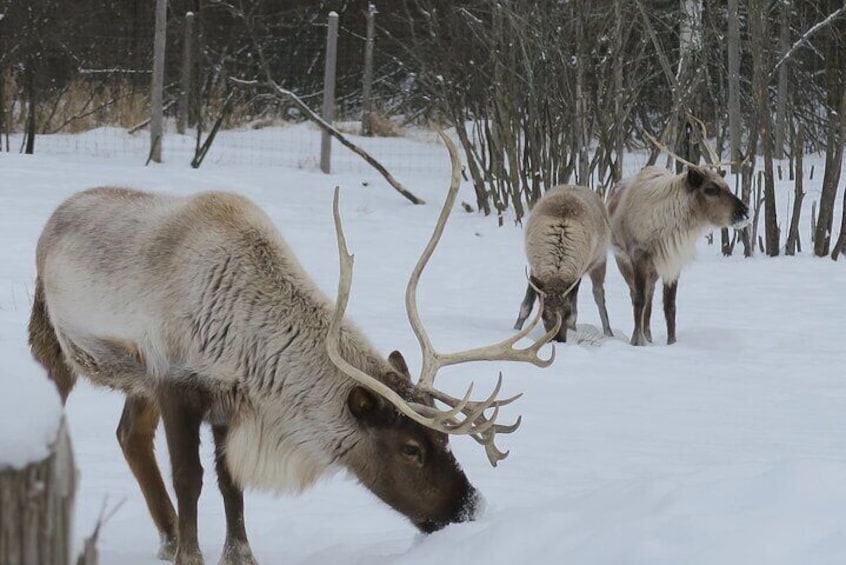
[361,3,376,136]
[150,0,167,163]
[177,12,194,135]
[320,11,339,174]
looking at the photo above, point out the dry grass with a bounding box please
[2,75,150,134]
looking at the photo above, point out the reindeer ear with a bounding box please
[686,167,705,189]
[387,350,411,379]
[348,387,381,421]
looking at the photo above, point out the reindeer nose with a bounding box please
[732,204,751,228]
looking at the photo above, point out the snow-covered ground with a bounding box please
[0,127,844,564]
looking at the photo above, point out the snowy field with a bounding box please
[0,126,844,564]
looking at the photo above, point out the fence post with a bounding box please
[177,12,194,135]
[361,3,376,136]
[320,11,339,174]
[150,0,167,163]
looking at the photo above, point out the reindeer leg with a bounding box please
[568,279,581,331]
[158,383,206,565]
[642,271,658,343]
[212,425,257,565]
[513,282,537,330]
[117,396,178,560]
[663,278,679,345]
[630,254,652,346]
[589,260,613,337]
[615,253,640,343]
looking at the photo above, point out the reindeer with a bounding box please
[608,165,749,346]
[27,134,557,565]
[514,185,613,342]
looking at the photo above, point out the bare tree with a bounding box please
[814,2,845,256]
[749,0,780,256]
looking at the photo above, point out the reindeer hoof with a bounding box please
[667,336,677,345]
[219,539,258,565]
[157,536,177,561]
[630,334,649,347]
[175,550,205,565]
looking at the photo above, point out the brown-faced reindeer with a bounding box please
[28,134,557,565]
[514,185,613,342]
[608,165,749,346]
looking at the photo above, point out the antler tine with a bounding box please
[326,187,442,428]
[328,186,521,458]
[405,130,463,390]
[331,131,555,467]
[686,113,721,166]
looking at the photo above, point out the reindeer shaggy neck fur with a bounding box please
[611,167,706,282]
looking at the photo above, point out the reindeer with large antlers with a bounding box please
[28,134,557,565]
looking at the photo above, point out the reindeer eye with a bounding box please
[704,186,719,196]
[401,443,422,458]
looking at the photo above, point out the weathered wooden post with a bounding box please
[0,357,76,565]
[320,11,339,174]
[150,0,167,163]
[361,3,376,136]
[177,12,195,135]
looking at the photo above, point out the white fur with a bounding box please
[36,187,394,492]
[610,167,709,283]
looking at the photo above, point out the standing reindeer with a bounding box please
[28,134,558,565]
[514,185,613,342]
[608,165,749,346]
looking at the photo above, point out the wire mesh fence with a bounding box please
[0,1,438,177]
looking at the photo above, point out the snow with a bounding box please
[0,126,844,563]
[0,340,63,469]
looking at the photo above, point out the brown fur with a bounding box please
[28,278,76,403]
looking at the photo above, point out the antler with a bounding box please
[645,116,738,170]
[327,131,558,467]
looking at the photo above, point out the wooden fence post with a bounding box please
[320,12,339,174]
[0,418,76,565]
[150,0,167,163]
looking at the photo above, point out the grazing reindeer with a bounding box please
[514,185,613,342]
[608,165,749,346]
[28,134,557,565]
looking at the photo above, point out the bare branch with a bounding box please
[769,4,846,81]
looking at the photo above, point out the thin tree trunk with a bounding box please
[749,0,779,256]
[613,0,625,182]
[24,60,36,155]
[827,85,846,259]
[774,0,790,159]
[786,127,805,255]
[574,0,589,186]
[727,0,741,173]
[814,25,845,256]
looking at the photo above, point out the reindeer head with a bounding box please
[685,166,750,229]
[344,351,481,533]
[529,276,576,342]
[328,132,558,532]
